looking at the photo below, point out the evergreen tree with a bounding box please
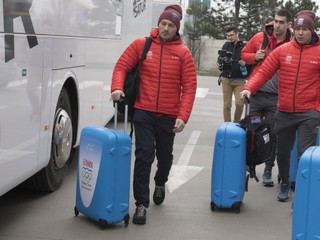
[184,0,319,70]
[189,0,319,40]
[184,3,210,68]
[210,0,282,40]
[240,0,281,40]
[211,0,234,39]
[280,0,319,31]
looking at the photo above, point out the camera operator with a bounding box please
[217,26,249,123]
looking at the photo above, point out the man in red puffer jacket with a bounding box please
[241,9,292,187]
[111,4,197,225]
[241,10,320,202]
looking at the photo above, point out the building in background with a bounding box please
[188,0,211,9]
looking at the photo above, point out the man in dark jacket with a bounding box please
[218,26,249,123]
[241,9,292,187]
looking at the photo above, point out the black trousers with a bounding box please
[249,91,278,171]
[132,109,176,208]
[275,110,320,184]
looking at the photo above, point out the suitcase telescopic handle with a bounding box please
[113,97,128,134]
[244,96,250,117]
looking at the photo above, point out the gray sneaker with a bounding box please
[263,170,274,187]
[278,183,290,202]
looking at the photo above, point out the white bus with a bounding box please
[0,0,152,196]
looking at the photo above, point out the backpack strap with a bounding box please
[245,166,260,192]
[141,37,152,61]
[135,37,152,99]
[253,32,269,66]
[136,37,152,70]
[129,37,152,138]
[260,32,269,50]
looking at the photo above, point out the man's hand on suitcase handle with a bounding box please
[240,90,251,101]
[111,90,125,101]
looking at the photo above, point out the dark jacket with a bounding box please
[218,40,247,79]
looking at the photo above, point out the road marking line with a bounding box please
[166,130,203,193]
[196,88,209,98]
[176,130,201,166]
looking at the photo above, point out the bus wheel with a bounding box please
[47,88,73,191]
[23,88,73,192]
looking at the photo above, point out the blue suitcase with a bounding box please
[210,122,247,213]
[74,102,131,229]
[288,129,320,191]
[292,146,320,239]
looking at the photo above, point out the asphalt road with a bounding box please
[0,75,293,240]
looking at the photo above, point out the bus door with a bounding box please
[0,0,44,194]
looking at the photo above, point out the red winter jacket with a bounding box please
[241,21,292,80]
[244,35,320,113]
[111,28,197,123]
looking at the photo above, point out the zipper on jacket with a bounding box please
[293,47,303,112]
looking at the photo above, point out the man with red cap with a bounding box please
[111,5,197,224]
[241,10,320,202]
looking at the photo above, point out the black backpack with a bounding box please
[240,98,273,188]
[117,37,152,119]
[116,37,152,137]
[241,117,273,166]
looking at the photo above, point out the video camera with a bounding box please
[217,49,233,78]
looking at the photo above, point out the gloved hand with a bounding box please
[111,90,125,101]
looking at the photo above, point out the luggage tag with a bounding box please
[250,116,261,124]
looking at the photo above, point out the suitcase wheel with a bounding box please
[99,219,108,230]
[210,202,216,212]
[290,182,295,192]
[124,214,130,227]
[234,206,240,214]
[232,202,241,214]
[74,207,79,217]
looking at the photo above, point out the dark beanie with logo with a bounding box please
[294,10,316,32]
[157,4,183,31]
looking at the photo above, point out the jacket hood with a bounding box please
[311,32,320,43]
[264,21,292,41]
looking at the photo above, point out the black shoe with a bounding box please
[132,205,146,225]
[153,185,165,205]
